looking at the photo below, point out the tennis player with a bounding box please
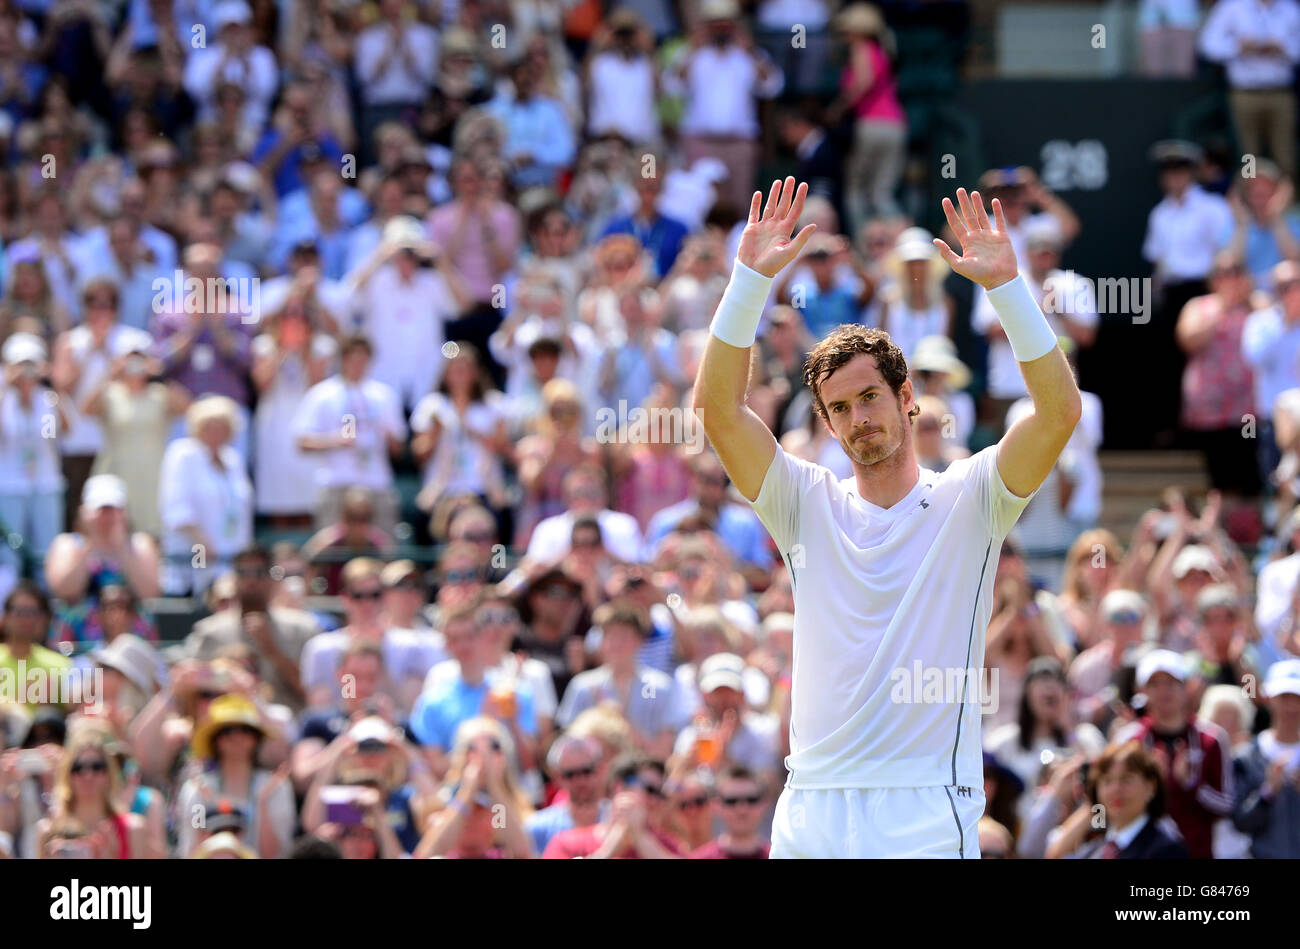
[692,178,1082,857]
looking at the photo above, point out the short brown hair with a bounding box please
[593,599,651,638]
[1087,741,1166,820]
[803,326,916,422]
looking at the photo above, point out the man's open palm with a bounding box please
[737,177,817,278]
[934,188,1019,290]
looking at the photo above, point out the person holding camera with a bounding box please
[0,333,68,575]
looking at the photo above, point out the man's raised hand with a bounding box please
[736,177,817,278]
[933,188,1019,291]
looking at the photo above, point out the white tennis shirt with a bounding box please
[751,444,1035,791]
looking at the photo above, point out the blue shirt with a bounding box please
[793,282,865,339]
[1245,213,1300,285]
[643,499,774,568]
[602,213,689,279]
[409,676,538,751]
[525,799,611,855]
[252,130,346,198]
[487,95,576,189]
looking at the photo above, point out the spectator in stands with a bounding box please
[1142,141,1236,445]
[252,79,345,199]
[294,334,406,532]
[50,282,154,528]
[411,341,510,520]
[0,582,69,716]
[601,159,688,281]
[1186,584,1255,693]
[299,488,397,596]
[1069,589,1150,727]
[0,333,66,575]
[44,474,161,643]
[1176,249,1261,501]
[1137,0,1201,77]
[1116,650,1235,859]
[976,166,1081,266]
[1233,658,1300,857]
[413,718,534,859]
[643,452,772,581]
[692,765,771,858]
[183,544,318,711]
[1243,261,1300,481]
[776,232,874,340]
[352,0,438,159]
[300,558,442,716]
[673,651,781,784]
[542,751,683,857]
[488,57,576,193]
[584,10,660,146]
[514,380,602,547]
[348,217,467,411]
[667,0,783,216]
[158,395,253,595]
[33,727,146,860]
[983,657,1105,815]
[828,3,906,229]
[426,156,523,364]
[525,733,608,854]
[1052,741,1189,858]
[409,598,539,779]
[875,228,951,361]
[81,332,188,540]
[1229,160,1300,284]
[525,465,644,565]
[1199,0,1300,180]
[175,693,295,858]
[557,600,680,759]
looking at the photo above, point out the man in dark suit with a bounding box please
[777,106,845,229]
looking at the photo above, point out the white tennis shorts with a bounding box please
[769,785,985,858]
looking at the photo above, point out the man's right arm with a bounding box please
[692,178,815,502]
[692,334,778,502]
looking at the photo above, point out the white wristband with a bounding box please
[986,275,1059,364]
[710,259,774,349]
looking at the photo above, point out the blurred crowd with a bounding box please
[0,0,1297,859]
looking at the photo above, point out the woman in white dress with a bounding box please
[251,301,337,522]
[158,396,253,595]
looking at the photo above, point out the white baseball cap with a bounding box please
[2,332,46,366]
[1136,649,1188,688]
[82,474,128,511]
[1172,544,1221,580]
[1264,659,1300,699]
[698,652,746,694]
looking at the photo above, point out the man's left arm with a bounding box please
[933,188,1082,499]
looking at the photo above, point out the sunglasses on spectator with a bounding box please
[442,569,483,585]
[197,689,224,701]
[621,774,664,797]
[457,531,496,543]
[235,566,267,579]
[71,760,108,775]
[215,726,261,741]
[480,609,517,625]
[1107,610,1142,625]
[559,764,597,780]
[697,473,729,487]
[471,739,502,754]
[347,587,384,601]
[720,793,763,807]
[676,795,710,810]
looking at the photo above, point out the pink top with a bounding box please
[842,39,905,124]
[426,200,522,304]
[1181,296,1255,431]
